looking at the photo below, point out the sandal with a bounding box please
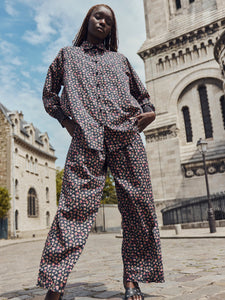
[134,283,144,299]
[124,284,144,300]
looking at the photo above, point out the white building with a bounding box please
[139,0,225,225]
[0,103,57,238]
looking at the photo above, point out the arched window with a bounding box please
[46,187,49,203]
[30,157,34,173]
[45,162,49,178]
[182,106,193,142]
[198,85,213,138]
[220,95,225,129]
[15,179,19,199]
[15,148,19,168]
[175,0,181,9]
[15,210,19,230]
[26,154,29,171]
[46,211,50,228]
[189,0,195,3]
[34,159,38,174]
[27,188,38,217]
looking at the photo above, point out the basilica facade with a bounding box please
[139,0,225,225]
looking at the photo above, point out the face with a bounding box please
[87,6,113,44]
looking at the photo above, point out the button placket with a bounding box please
[93,56,104,123]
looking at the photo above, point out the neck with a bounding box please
[86,35,104,45]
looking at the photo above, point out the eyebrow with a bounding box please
[94,11,113,20]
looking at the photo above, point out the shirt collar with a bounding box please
[80,41,106,51]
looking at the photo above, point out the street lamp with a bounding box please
[197,138,216,233]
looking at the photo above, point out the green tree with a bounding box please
[101,169,117,204]
[56,167,64,205]
[0,187,11,218]
[56,167,117,205]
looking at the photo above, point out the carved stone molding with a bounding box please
[182,158,225,178]
[214,30,225,93]
[139,21,224,59]
[146,124,178,143]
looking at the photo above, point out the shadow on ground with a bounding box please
[0,282,125,299]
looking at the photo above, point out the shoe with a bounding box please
[45,290,62,300]
[124,283,144,300]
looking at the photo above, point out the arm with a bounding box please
[42,48,69,127]
[125,58,156,132]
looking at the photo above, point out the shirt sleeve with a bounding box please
[42,48,69,127]
[125,57,155,113]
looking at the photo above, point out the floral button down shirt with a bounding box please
[43,41,155,151]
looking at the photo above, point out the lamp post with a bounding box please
[197,138,216,233]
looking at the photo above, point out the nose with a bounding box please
[99,18,106,26]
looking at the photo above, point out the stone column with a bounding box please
[214,30,225,93]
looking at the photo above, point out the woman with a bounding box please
[37,4,164,300]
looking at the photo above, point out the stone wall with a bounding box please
[139,0,225,225]
[0,105,57,238]
[0,110,12,190]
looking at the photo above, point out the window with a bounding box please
[46,211,50,227]
[220,95,225,129]
[30,156,35,173]
[15,148,19,168]
[26,154,29,171]
[15,179,19,199]
[45,162,49,178]
[175,0,181,9]
[15,210,19,230]
[46,187,49,203]
[189,0,195,3]
[34,159,38,174]
[27,188,38,217]
[182,106,193,142]
[198,85,213,138]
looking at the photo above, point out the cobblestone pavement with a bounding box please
[0,232,225,300]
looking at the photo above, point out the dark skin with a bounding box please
[58,6,156,300]
[62,6,156,136]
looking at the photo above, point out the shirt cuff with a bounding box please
[54,110,69,127]
[141,103,155,113]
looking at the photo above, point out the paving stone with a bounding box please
[1,234,225,299]
[74,298,97,300]
[0,293,19,299]
[31,296,44,300]
[82,285,106,293]
[93,290,121,299]
[176,274,201,282]
[210,292,225,300]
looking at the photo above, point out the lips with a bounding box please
[97,26,104,33]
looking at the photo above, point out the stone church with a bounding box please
[0,103,57,238]
[139,0,225,226]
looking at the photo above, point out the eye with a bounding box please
[105,17,113,26]
[94,13,101,20]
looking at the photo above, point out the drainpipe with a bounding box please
[10,123,16,238]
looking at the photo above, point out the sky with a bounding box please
[0,0,147,168]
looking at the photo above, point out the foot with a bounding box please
[124,282,144,300]
[45,290,62,300]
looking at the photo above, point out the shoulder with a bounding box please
[57,46,82,56]
[105,51,128,64]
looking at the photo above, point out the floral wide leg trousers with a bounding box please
[37,133,164,293]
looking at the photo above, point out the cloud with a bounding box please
[1,0,148,167]
[4,0,18,16]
